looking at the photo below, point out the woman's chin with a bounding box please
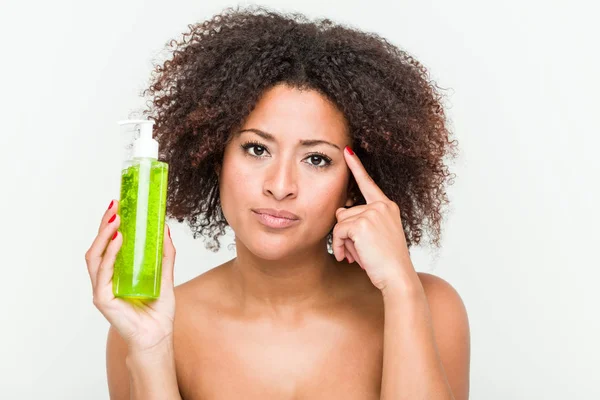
[237,234,303,260]
[249,241,295,260]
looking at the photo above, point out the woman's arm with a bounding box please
[380,272,470,400]
[332,149,470,398]
[126,338,182,400]
[107,326,182,400]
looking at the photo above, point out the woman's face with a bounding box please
[219,84,354,260]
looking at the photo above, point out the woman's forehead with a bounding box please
[240,84,349,144]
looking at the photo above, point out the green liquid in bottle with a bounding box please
[113,158,168,300]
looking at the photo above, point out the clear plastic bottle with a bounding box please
[113,120,168,300]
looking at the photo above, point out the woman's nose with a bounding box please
[263,161,298,201]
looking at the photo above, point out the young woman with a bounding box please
[85,6,470,399]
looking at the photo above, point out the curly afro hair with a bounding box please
[137,5,459,253]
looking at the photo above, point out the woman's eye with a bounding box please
[305,155,332,168]
[247,144,266,156]
[307,155,327,167]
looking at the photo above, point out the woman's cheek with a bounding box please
[219,163,252,222]
[311,174,347,213]
[231,169,255,202]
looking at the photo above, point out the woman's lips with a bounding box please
[252,208,299,220]
[251,210,300,229]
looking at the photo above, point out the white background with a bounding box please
[1,0,598,398]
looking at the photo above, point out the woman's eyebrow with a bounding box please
[236,128,341,150]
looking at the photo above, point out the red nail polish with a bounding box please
[345,146,354,155]
[167,226,171,238]
[108,214,116,223]
[111,231,118,240]
[108,200,114,210]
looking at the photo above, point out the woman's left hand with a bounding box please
[333,146,420,292]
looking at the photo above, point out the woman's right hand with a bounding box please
[85,199,177,354]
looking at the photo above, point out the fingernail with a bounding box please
[108,200,114,210]
[345,146,354,155]
[108,214,116,223]
[111,231,118,240]
[167,226,171,238]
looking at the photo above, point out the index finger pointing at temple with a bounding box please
[343,146,387,204]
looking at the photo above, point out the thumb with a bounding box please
[161,223,176,285]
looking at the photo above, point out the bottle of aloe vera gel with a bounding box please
[113,119,168,300]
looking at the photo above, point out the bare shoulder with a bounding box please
[171,261,238,389]
[417,272,466,305]
[174,260,234,306]
[416,272,471,400]
[172,261,241,336]
[415,271,470,341]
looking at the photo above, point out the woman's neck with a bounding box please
[228,238,342,316]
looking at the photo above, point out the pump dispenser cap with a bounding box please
[117,119,158,159]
